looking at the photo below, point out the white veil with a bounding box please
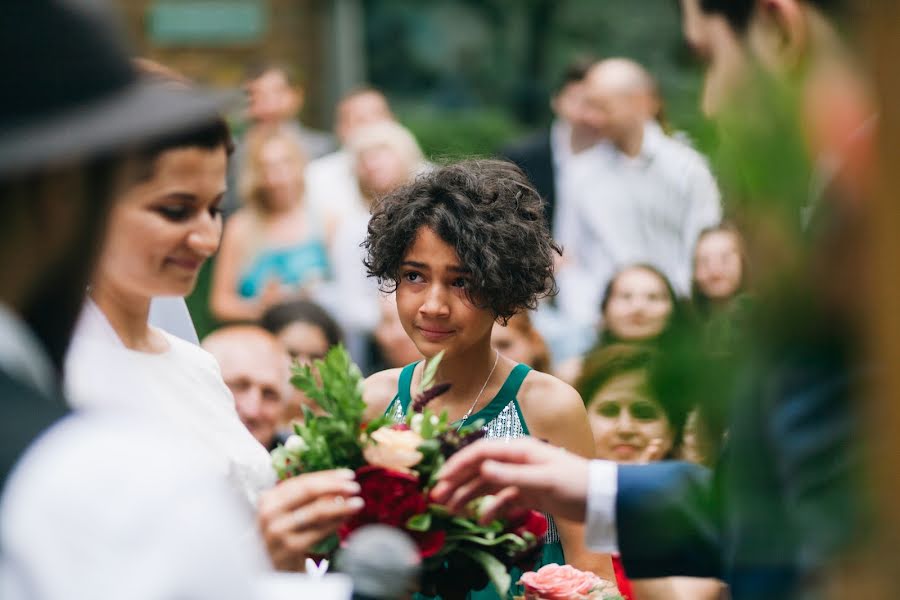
[148,297,199,345]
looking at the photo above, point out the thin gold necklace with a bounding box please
[456,350,500,431]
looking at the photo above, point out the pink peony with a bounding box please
[363,426,424,471]
[519,563,618,600]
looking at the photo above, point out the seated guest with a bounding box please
[492,312,552,373]
[577,343,724,600]
[556,264,682,384]
[692,222,748,315]
[368,293,423,373]
[202,326,291,451]
[329,121,427,367]
[260,299,343,421]
[210,126,330,322]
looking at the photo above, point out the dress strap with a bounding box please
[464,363,532,427]
[395,361,419,414]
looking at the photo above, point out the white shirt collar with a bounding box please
[0,303,56,397]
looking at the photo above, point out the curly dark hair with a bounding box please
[363,159,560,323]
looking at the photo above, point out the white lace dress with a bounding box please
[64,301,276,509]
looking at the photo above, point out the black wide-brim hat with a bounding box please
[0,0,236,178]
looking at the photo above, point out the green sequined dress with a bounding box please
[385,362,566,600]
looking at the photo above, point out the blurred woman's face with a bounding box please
[275,321,331,421]
[694,231,743,301]
[258,138,304,210]
[603,267,673,341]
[356,143,408,199]
[588,370,673,464]
[95,146,226,300]
[491,322,535,367]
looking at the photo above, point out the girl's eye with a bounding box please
[157,206,190,222]
[404,272,422,283]
[451,277,468,289]
[208,205,223,219]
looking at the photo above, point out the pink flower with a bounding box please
[363,427,424,471]
[519,563,618,600]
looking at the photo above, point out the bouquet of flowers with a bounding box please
[271,346,548,597]
[515,564,624,600]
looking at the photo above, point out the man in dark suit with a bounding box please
[501,57,596,234]
[435,1,871,598]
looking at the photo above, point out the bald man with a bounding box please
[203,326,292,450]
[556,58,721,325]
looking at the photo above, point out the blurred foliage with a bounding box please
[363,0,709,152]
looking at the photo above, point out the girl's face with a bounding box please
[95,146,226,300]
[587,370,674,464]
[491,322,535,367]
[356,143,408,199]
[603,267,674,341]
[395,227,495,360]
[694,230,743,301]
[258,138,304,210]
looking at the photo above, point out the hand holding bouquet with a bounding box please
[271,347,548,597]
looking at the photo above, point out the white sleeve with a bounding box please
[0,414,264,600]
[584,460,620,554]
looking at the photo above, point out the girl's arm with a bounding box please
[209,212,272,322]
[519,372,617,582]
[362,368,403,422]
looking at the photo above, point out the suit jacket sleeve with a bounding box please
[616,461,722,579]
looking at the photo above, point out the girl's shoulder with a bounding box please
[517,369,586,428]
[363,367,405,420]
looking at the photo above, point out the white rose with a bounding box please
[285,434,308,453]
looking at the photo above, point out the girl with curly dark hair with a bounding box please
[361,159,613,598]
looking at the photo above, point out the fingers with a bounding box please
[478,486,522,523]
[265,495,364,541]
[444,460,551,514]
[258,469,358,524]
[433,438,548,503]
[637,438,667,464]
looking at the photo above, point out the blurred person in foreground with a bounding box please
[433,1,873,598]
[260,299,344,423]
[0,2,267,598]
[202,326,292,451]
[328,121,427,368]
[556,58,721,326]
[304,87,395,229]
[62,62,364,573]
[210,126,330,322]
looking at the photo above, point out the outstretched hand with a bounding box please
[431,437,591,524]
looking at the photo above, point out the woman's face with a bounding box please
[694,231,743,301]
[356,143,408,199]
[275,321,331,420]
[395,227,495,360]
[95,146,227,299]
[603,267,674,341]
[491,322,535,367]
[258,138,304,210]
[587,370,674,464]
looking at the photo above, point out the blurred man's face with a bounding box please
[212,335,289,448]
[680,0,753,116]
[247,69,301,124]
[336,92,392,145]
[580,76,644,143]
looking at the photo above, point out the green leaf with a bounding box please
[446,532,528,549]
[419,350,445,392]
[459,547,511,597]
[406,512,432,532]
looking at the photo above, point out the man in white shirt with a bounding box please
[557,59,721,324]
[0,1,263,598]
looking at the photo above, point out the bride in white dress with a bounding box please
[63,87,362,570]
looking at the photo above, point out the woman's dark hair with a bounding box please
[132,59,234,180]
[598,263,686,346]
[576,343,689,455]
[260,299,343,347]
[363,159,561,323]
[691,221,749,315]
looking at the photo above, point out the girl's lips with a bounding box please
[417,326,454,342]
[166,256,203,271]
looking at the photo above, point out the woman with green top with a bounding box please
[361,160,614,598]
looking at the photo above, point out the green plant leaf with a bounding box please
[459,547,511,597]
[419,350,445,392]
[406,512,432,532]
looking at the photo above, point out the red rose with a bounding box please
[338,466,443,558]
[507,509,549,540]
